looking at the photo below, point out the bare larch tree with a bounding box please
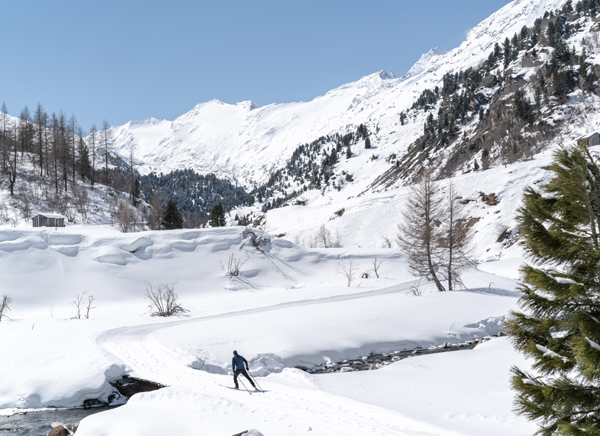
[397,171,446,292]
[440,180,473,290]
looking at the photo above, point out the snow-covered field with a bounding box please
[0,213,535,435]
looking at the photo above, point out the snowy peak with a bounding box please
[335,70,400,93]
[401,47,448,81]
[235,100,260,111]
[377,70,399,80]
[127,117,165,127]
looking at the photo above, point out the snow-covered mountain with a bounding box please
[112,0,572,189]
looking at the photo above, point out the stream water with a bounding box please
[0,407,118,436]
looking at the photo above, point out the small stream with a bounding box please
[0,407,118,436]
[305,336,500,374]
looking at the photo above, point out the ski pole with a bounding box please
[250,374,264,392]
[238,377,252,395]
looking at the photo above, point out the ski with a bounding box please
[219,384,252,394]
[219,384,265,394]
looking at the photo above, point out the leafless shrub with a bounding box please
[66,205,78,223]
[318,224,332,248]
[332,229,343,248]
[15,190,32,220]
[72,292,94,319]
[85,295,97,319]
[371,258,382,278]
[53,193,76,222]
[410,283,422,297]
[382,236,393,248]
[72,184,91,222]
[307,233,319,248]
[338,259,357,287]
[241,226,268,251]
[314,224,342,248]
[0,203,9,224]
[146,282,188,317]
[7,203,21,227]
[72,294,82,319]
[221,254,248,277]
[0,294,12,322]
[116,201,137,233]
[147,190,164,230]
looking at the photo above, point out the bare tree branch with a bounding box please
[371,258,382,278]
[338,259,357,287]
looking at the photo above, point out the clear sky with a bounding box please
[1,0,512,129]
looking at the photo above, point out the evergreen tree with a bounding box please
[494,42,501,58]
[132,179,141,206]
[580,48,589,91]
[162,199,184,229]
[329,147,337,165]
[365,137,371,149]
[514,89,534,124]
[76,137,92,181]
[209,202,226,227]
[508,144,600,435]
[553,69,575,102]
[503,37,512,69]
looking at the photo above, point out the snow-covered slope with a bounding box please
[112,0,571,188]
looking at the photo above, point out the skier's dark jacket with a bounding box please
[232,354,249,371]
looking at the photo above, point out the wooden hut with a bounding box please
[577,132,600,147]
[32,213,66,228]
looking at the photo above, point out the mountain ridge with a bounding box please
[111,0,571,190]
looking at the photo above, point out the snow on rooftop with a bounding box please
[33,213,65,219]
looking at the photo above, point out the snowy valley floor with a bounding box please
[0,225,536,435]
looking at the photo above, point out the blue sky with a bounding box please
[1,0,511,129]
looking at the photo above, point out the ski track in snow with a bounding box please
[95,280,472,436]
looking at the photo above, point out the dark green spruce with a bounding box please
[162,199,184,229]
[508,144,600,435]
[209,202,226,227]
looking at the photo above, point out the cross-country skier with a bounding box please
[232,350,256,390]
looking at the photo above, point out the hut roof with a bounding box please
[33,213,66,219]
[575,132,599,140]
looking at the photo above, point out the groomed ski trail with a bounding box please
[93,281,472,436]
